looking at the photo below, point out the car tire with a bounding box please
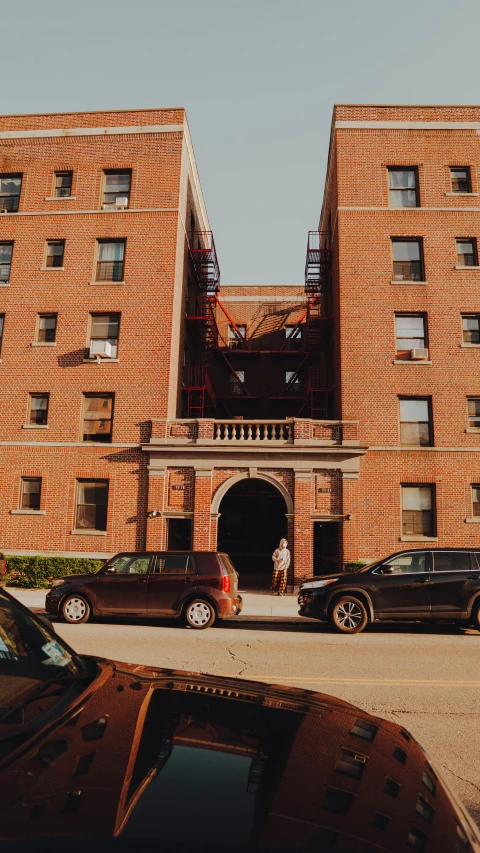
[183,599,216,630]
[61,594,91,625]
[330,596,368,634]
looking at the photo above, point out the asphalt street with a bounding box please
[48,613,480,827]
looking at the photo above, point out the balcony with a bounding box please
[189,231,220,294]
[149,417,360,446]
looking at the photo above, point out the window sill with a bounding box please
[455,265,480,270]
[466,428,480,433]
[70,529,107,536]
[400,536,438,542]
[10,509,46,516]
[390,280,427,285]
[465,518,480,523]
[22,424,49,429]
[393,359,432,365]
[44,196,76,201]
[445,192,479,197]
[31,341,57,347]
[0,282,10,287]
[83,357,120,363]
[460,343,480,348]
[89,281,125,286]
[40,267,64,272]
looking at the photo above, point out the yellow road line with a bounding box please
[231,677,480,686]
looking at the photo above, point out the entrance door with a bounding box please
[167,518,192,550]
[313,522,340,575]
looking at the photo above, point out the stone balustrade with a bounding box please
[150,418,359,446]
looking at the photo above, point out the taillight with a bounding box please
[222,575,231,593]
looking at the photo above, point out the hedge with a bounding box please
[5,556,104,589]
[344,560,368,572]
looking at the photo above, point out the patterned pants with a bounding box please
[271,569,287,594]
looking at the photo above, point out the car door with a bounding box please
[94,553,152,615]
[146,553,197,616]
[429,551,478,617]
[372,551,432,618]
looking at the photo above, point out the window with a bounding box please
[467,397,480,428]
[321,787,354,815]
[422,771,436,796]
[0,174,21,212]
[372,813,390,831]
[102,170,131,208]
[82,394,114,442]
[472,486,480,517]
[54,171,73,198]
[388,168,418,207]
[228,324,246,348]
[88,313,120,358]
[0,242,13,282]
[334,748,367,779]
[28,393,49,425]
[350,718,378,742]
[407,826,429,852]
[154,554,196,574]
[451,167,471,193]
[401,485,435,537]
[416,795,434,823]
[395,314,426,358]
[230,369,245,395]
[45,240,65,268]
[75,479,108,531]
[456,239,477,267]
[0,314,4,355]
[20,477,41,510]
[284,324,302,350]
[391,239,424,281]
[462,314,480,344]
[36,313,57,344]
[399,398,432,446]
[107,554,151,574]
[393,746,407,764]
[380,552,428,574]
[383,777,400,798]
[286,370,301,393]
[96,240,125,281]
[433,551,471,572]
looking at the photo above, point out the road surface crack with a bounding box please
[227,647,250,676]
[440,765,480,795]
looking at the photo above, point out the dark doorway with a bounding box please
[217,479,287,585]
[313,521,341,575]
[167,518,192,550]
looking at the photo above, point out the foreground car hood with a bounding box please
[0,661,478,853]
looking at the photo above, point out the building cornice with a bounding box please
[336,120,480,130]
[0,124,184,140]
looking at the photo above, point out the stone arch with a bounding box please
[211,471,293,516]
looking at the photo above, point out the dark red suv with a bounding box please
[45,551,242,629]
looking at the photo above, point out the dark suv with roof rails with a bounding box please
[298,548,480,634]
[45,550,242,629]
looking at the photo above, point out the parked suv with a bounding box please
[45,551,242,629]
[298,548,480,634]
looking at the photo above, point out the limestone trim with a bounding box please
[211,471,294,516]
[0,124,184,139]
[336,120,480,130]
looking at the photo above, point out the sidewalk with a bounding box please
[4,586,300,618]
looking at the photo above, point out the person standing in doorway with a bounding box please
[271,538,290,595]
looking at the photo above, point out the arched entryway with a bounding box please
[217,477,289,587]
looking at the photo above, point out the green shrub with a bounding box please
[5,556,104,589]
[344,560,367,572]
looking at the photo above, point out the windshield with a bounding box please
[0,590,84,754]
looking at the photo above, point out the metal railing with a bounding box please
[0,263,11,281]
[0,195,19,213]
[392,260,423,281]
[213,420,294,442]
[96,260,125,281]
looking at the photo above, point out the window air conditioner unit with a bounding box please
[115,197,128,209]
[411,348,428,360]
[90,340,113,359]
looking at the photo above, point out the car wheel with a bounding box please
[183,599,216,630]
[61,594,90,624]
[330,596,368,634]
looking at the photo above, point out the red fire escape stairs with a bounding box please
[188,231,220,295]
[182,366,217,419]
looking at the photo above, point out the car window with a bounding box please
[218,553,237,574]
[433,552,471,572]
[154,554,196,575]
[109,554,151,574]
[382,552,428,574]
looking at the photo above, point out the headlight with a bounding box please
[301,578,339,590]
[51,579,65,588]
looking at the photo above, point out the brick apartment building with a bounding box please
[1,104,480,585]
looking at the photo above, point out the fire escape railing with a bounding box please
[188,231,220,294]
[305,230,330,295]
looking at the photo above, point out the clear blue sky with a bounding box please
[2,0,480,283]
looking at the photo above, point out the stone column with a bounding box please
[146,468,168,550]
[193,468,213,550]
[293,470,314,584]
[341,471,360,566]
